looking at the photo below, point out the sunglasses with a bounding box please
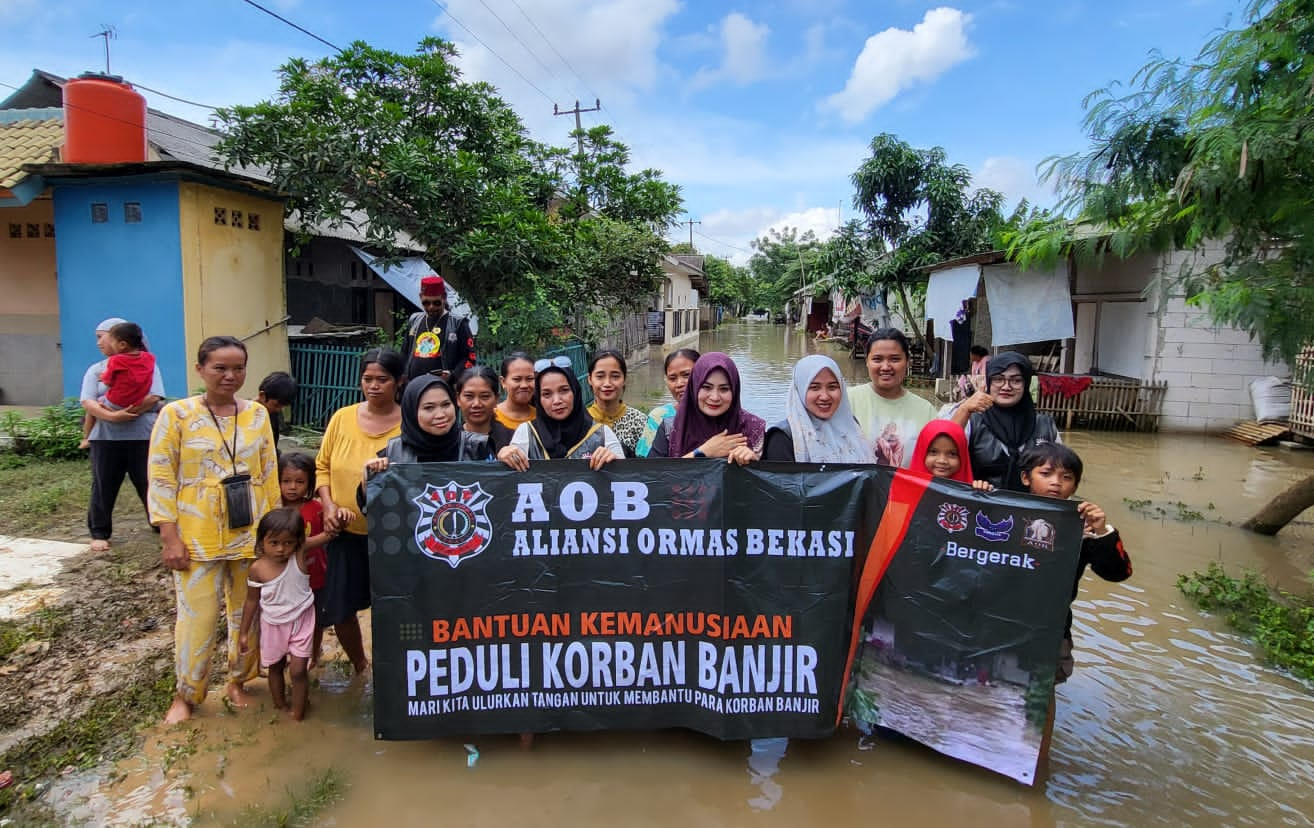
[534,355,573,374]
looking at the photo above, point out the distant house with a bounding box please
[1,71,287,404]
[654,254,706,352]
[923,244,1287,432]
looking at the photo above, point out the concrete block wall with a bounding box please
[1152,294,1288,432]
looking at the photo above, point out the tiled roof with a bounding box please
[0,117,61,190]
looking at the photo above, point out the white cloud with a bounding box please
[822,7,974,123]
[691,13,770,89]
[439,0,681,111]
[972,156,1054,209]
[693,205,842,265]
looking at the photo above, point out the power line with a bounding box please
[504,0,629,135]
[238,0,340,51]
[428,0,554,106]
[0,79,220,149]
[506,0,598,105]
[470,0,565,95]
[694,229,755,255]
[131,83,218,111]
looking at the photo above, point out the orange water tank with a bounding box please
[63,73,148,164]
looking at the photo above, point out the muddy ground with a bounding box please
[0,457,176,818]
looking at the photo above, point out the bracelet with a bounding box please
[692,448,706,458]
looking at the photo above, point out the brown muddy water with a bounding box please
[46,322,1314,826]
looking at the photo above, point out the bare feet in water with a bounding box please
[89,539,110,553]
[164,696,192,725]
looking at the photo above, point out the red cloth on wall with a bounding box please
[1039,374,1094,399]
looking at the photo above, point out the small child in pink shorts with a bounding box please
[239,507,316,720]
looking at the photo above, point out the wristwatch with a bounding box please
[692,448,706,458]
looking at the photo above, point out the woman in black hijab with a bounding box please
[496,357,623,471]
[967,352,1059,491]
[362,375,491,487]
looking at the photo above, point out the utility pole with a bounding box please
[553,99,601,156]
[679,218,701,250]
[91,25,116,74]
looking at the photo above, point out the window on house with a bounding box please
[214,207,227,225]
[26,223,39,238]
[124,202,142,223]
[231,209,243,229]
[90,203,109,223]
[8,223,21,239]
[248,213,260,231]
[43,223,54,238]
[351,288,369,324]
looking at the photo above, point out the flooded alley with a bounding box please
[47,322,1314,827]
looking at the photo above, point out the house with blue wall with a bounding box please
[1,70,288,404]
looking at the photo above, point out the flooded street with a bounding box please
[54,322,1314,826]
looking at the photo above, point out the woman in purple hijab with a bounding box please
[646,352,764,465]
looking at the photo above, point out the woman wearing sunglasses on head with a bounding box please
[496,355,624,472]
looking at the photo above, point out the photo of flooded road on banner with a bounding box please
[845,472,1084,784]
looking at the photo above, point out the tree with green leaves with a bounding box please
[1005,0,1314,534]
[1008,0,1314,365]
[216,38,680,350]
[747,228,825,315]
[841,134,1005,346]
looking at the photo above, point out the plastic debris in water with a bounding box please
[464,744,479,768]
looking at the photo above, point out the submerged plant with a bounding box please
[1178,562,1314,682]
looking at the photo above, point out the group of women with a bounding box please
[145,327,1058,722]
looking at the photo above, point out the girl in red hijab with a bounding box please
[910,420,992,490]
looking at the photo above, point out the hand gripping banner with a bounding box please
[367,460,883,741]
[367,461,1083,784]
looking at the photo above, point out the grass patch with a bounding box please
[0,457,92,535]
[1123,497,1206,523]
[1178,562,1314,681]
[0,659,175,816]
[0,605,71,661]
[228,767,347,827]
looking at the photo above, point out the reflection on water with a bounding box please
[51,323,1314,826]
[624,322,870,425]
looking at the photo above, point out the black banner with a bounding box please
[368,461,882,741]
[845,470,1084,784]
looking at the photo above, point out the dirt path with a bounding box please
[0,458,176,817]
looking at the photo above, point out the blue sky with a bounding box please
[2,0,1238,263]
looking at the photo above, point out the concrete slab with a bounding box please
[0,534,89,591]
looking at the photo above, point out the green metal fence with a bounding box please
[287,340,592,429]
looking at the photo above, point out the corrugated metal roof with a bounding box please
[0,117,61,190]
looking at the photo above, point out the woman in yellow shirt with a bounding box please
[314,349,403,675]
[149,336,280,724]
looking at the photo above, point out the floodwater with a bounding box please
[48,321,1314,826]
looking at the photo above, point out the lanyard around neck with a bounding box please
[204,398,239,474]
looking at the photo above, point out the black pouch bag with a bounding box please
[220,473,254,529]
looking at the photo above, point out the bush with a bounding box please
[1178,562,1314,681]
[0,401,86,460]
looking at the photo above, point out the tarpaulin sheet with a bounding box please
[351,247,478,333]
[982,264,1074,346]
[925,264,980,335]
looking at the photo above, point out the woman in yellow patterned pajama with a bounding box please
[148,336,280,724]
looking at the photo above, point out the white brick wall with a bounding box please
[1154,298,1289,432]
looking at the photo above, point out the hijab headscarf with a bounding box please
[911,420,974,483]
[529,367,595,459]
[669,353,766,457]
[981,351,1039,450]
[785,355,871,463]
[400,375,462,461]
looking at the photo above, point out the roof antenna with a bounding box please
[91,25,116,75]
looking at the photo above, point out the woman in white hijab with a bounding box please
[762,354,872,463]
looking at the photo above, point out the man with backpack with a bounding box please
[401,275,476,381]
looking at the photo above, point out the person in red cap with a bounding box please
[401,274,476,381]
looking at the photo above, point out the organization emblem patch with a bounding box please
[413,481,493,568]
